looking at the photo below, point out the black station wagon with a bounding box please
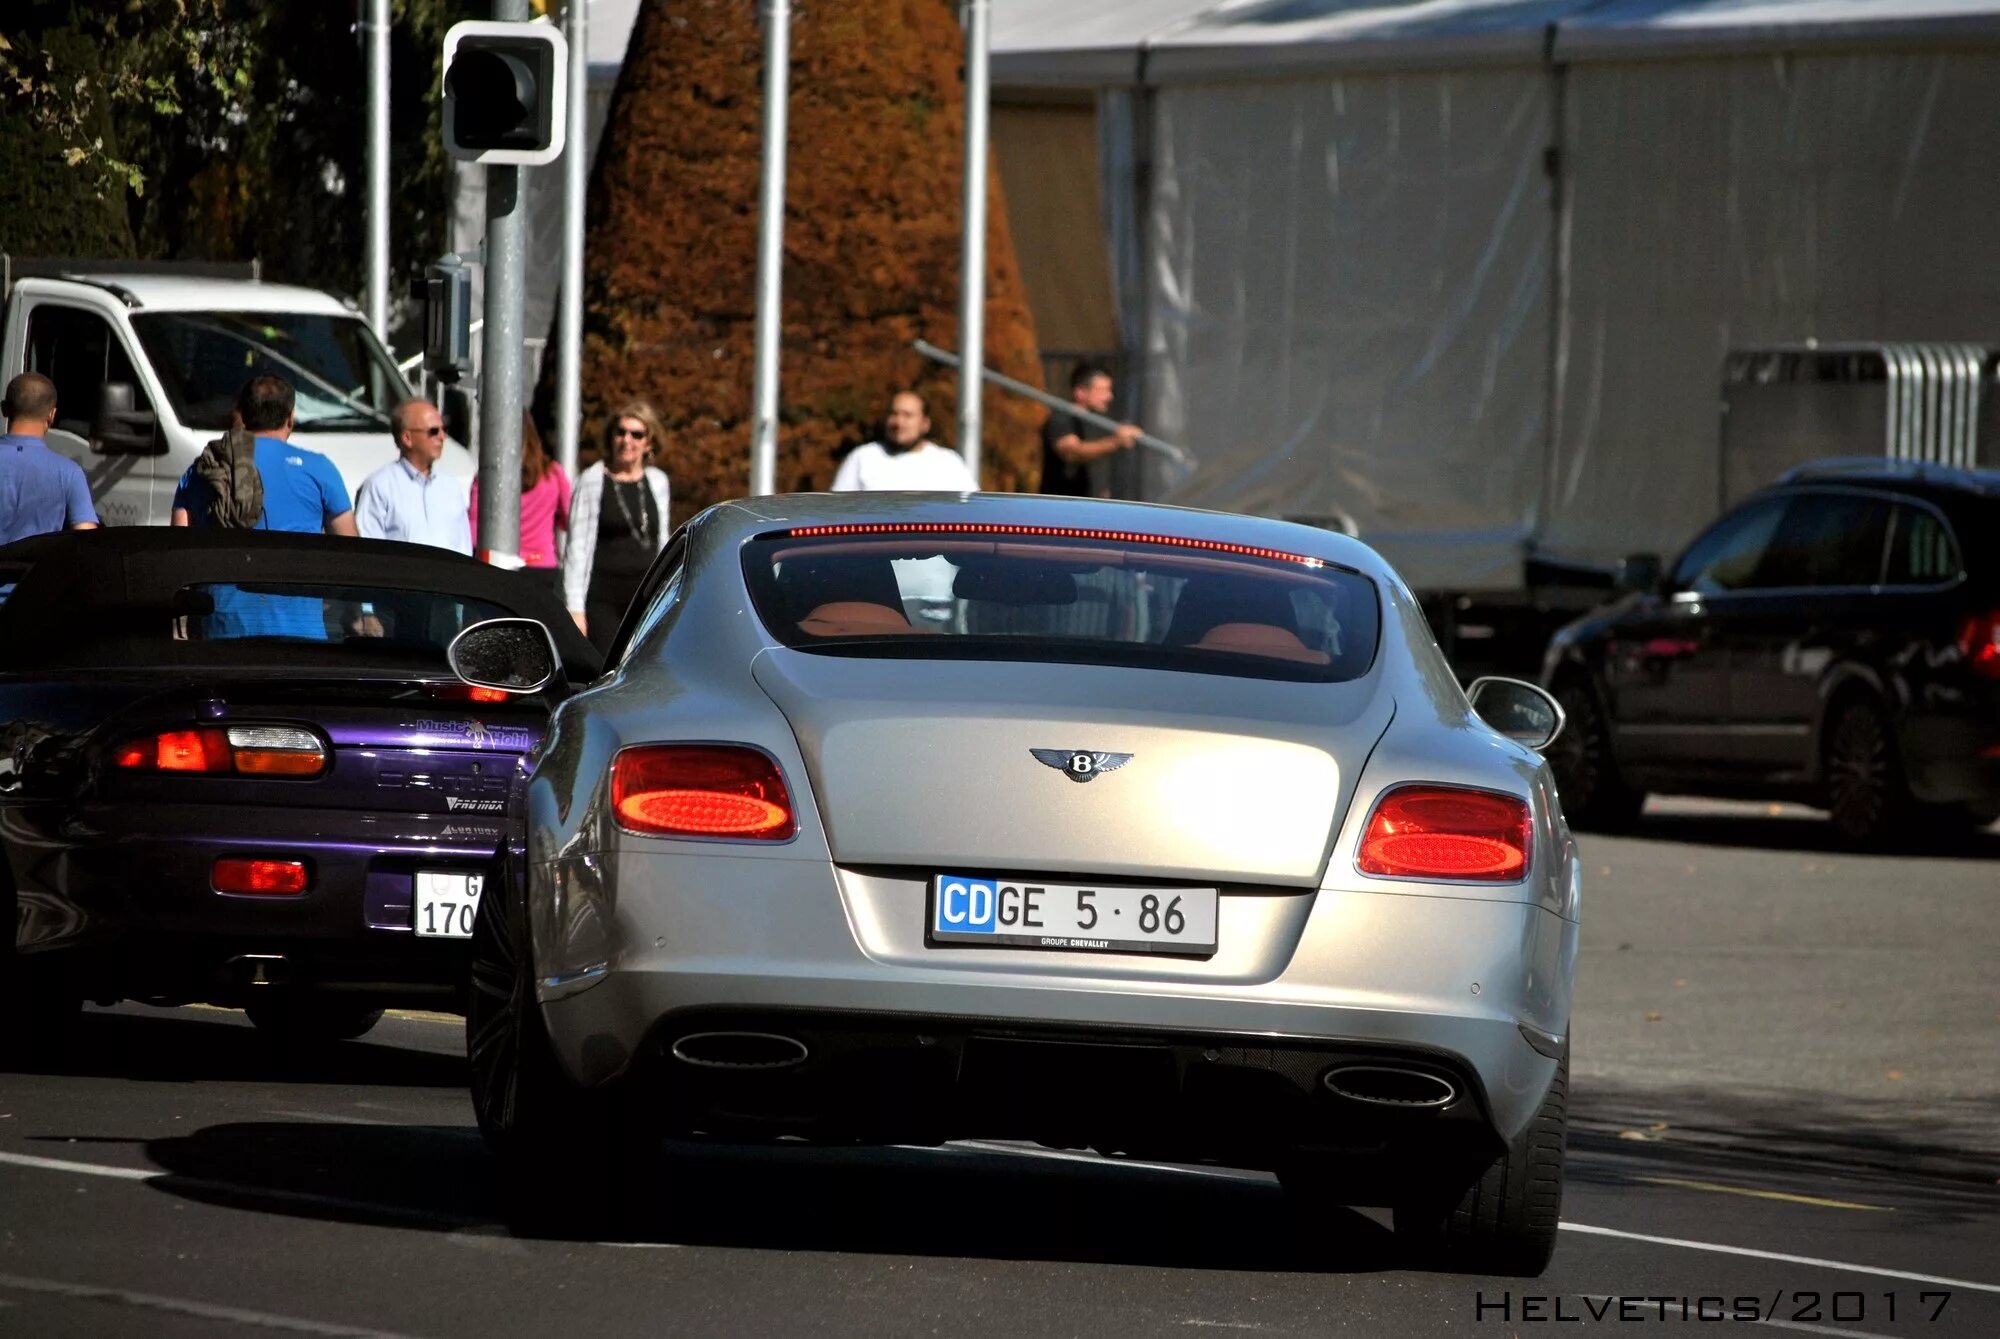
[1541,460,2000,844]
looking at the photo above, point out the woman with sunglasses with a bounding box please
[563,399,672,652]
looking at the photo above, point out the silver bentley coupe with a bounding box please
[451,492,1580,1274]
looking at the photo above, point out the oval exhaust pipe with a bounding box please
[671,1031,809,1071]
[1323,1064,1457,1109]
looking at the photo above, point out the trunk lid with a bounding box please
[753,651,1391,887]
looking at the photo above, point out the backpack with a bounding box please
[194,428,265,528]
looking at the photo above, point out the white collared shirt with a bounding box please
[829,441,978,493]
[355,455,473,554]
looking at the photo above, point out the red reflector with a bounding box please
[612,745,796,839]
[113,728,232,772]
[1960,610,2000,679]
[1357,785,1532,882]
[213,858,308,895]
[430,682,512,703]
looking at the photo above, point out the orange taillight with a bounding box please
[612,745,795,840]
[1357,785,1532,882]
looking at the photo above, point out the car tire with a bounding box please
[244,995,385,1043]
[1822,695,1914,847]
[1,950,82,1069]
[1547,680,1645,831]
[1393,1045,1567,1277]
[467,847,654,1238]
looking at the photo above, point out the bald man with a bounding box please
[354,399,471,553]
[1,372,98,544]
[830,391,978,493]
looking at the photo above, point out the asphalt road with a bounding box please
[3,801,1997,1338]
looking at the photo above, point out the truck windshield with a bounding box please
[131,311,405,432]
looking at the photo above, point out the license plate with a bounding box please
[413,870,484,939]
[930,874,1218,955]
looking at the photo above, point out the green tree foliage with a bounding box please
[559,0,1047,513]
[1,0,474,313]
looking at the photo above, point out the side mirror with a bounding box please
[447,617,560,694]
[93,382,161,455]
[1615,552,1663,594]
[1466,676,1565,752]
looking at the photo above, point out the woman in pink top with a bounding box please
[469,413,573,602]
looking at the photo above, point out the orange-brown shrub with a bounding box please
[550,0,1046,523]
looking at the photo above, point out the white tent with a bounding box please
[993,0,2000,589]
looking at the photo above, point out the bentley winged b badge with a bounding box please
[1031,748,1134,783]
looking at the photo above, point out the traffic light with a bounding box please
[442,20,568,166]
[412,254,475,384]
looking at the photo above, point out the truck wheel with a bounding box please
[245,995,384,1043]
[1393,1046,1567,1277]
[468,848,654,1238]
[1548,681,1644,830]
[1823,695,1914,847]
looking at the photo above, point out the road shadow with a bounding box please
[1,1005,465,1087]
[1569,1077,2000,1221]
[1606,807,2000,859]
[133,1118,1403,1272]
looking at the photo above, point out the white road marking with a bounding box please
[266,1108,405,1126]
[0,1151,154,1180]
[1561,1222,2000,1294]
[0,1272,426,1338]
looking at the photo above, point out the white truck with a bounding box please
[0,257,473,527]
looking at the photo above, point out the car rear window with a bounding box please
[180,582,512,650]
[740,526,1379,683]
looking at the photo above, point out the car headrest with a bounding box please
[951,559,1078,607]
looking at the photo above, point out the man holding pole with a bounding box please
[1038,363,1140,498]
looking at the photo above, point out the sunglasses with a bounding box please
[404,425,444,438]
[612,426,649,440]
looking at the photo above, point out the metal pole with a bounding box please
[555,0,588,487]
[364,0,391,339]
[748,0,790,497]
[477,0,531,563]
[956,0,991,484]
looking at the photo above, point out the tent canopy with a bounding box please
[994,0,2000,84]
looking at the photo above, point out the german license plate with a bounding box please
[930,874,1218,955]
[414,870,484,939]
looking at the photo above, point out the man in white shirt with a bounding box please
[830,391,975,621]
[829,392,978,493]
[354,400,472,553]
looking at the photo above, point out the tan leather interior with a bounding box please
[797,601,925,638]
[1191,622,1331,665]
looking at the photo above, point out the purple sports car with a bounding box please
[0,528,599,1057]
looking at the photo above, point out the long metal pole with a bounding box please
[476,0,530,563]
[555,0,588,487]
[748,0,790,497]
[956,0,991,484]
[364,0,391,339]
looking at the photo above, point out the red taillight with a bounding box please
[114,728,233,773]
[1959,610,2000,678]
[612,745,796,840]
[113,725,326,778]
[213,858,309,895]
[1357,785,1532,882]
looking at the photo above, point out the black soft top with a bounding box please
[0,528,601,679]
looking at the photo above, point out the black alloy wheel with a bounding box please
[1547,680,1644,831]
[466,846,653,1236]
[1392,1044,1568,1277]
[1823,696,1910,847]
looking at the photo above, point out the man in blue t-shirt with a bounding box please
[172,375,358,639]
[0,372,100,546]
